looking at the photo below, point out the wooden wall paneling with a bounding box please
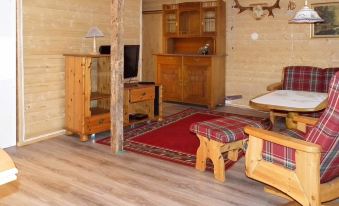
[225,0,339,106]
[19,0,111,145]
[142,12,163,82]
[110,0,124,153]
[123,0,141,45]
[18,0,141,145]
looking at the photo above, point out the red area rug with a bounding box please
[96,108,262,170]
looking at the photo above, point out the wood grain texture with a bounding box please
[1,135,288,205]
[225,0,339,106]
[19,0,141,145]
[142,13,163,81]
[110,0,124,153]
[13,103,338,205]
[245,125,338,206]
[21,0,111,142]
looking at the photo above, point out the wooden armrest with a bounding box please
[292,115,318,126]
[244,126,321,153]
[266,82,282,91]
[0,149,16,172]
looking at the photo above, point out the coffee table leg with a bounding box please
[286,112,298,129]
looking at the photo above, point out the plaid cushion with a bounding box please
[306,71,339,183]
[323,67,339,92]
[263,129,305,170]
[282,66,324,92]
[190,116,271,144]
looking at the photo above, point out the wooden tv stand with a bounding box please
[123,84,163,126]
[64,53,163,141]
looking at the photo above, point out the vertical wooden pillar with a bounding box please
[110,0,124,153]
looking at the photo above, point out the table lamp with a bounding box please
[85,26,104,54]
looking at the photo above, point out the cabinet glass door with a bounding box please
[89,56,111,116]
[202,9,216,34]
[164,11,178,36]
[201,1,217,35]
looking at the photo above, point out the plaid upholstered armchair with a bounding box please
[244,72,339,206]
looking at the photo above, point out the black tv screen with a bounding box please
[124,45,140,79]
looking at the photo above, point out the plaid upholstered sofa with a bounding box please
[267,66,339,118]
[267,66,339,93]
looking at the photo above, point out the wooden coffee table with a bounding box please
[250,90,328,128]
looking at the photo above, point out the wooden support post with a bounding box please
[110,0,124,153]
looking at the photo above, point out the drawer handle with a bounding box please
[98,119,104,125]
[142,92,146,96]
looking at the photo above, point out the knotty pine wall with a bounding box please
[142,0,339,107]
[226,0,339,106]
[21,0,141,144]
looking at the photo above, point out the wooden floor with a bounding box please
[1,103,290,205]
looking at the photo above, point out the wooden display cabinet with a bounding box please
[156,0,226,108]
[156,55,224,108]
[64,54,111,142]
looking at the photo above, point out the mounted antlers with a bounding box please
[233,0,280,19]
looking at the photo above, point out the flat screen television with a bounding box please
[124,45,140,79]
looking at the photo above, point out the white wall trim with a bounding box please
[17,130,66,146]
[16,0,26,146]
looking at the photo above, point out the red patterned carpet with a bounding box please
[96,108,266,170]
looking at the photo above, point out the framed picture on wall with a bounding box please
[311,2,339,38]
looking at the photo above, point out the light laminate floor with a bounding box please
[1,103,290,206]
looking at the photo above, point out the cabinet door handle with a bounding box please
[142,92,146,96]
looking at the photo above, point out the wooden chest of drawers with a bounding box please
[84,113,111,134]
[129,86,155,103]
[123,84,162,126]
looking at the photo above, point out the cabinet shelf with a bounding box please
[91,92,110,100]
[90,107,110,116]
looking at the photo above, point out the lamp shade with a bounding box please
[85,26,104,38]
[289,1,324,23]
